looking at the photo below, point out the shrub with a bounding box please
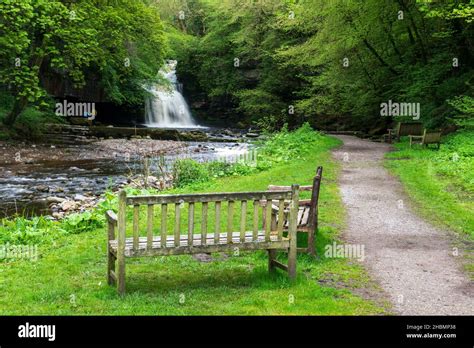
[172,159,210,187]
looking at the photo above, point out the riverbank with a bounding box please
[0,127,390,315]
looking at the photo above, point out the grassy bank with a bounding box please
[384,131,473,275]
[0,127,389,315]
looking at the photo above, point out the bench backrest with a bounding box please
[115,187,300,252]
[397,122,423,137]
[308,166,323,230]
[423,130,442,144]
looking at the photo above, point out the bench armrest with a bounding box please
[106,210,118,225]
[268,185,312,191]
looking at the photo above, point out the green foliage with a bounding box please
[448,95,474,128]
[172,158,211,187]
[0,216,63,245]
[163,0,474,131]
[258,123,323,163]
[0,0,167,125]
[61,211,105,235]
[171,123,324,187]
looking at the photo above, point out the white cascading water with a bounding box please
[145,60,198,128]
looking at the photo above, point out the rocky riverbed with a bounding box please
[0,138,187,165]
[0,138,252,218]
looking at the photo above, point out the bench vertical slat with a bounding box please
[240,200,247,243]
[133,205,139,251]
[288,185,300,279]
[174,203,181,247]
[265,200,272,242]
[117,191,127,295]
[188,203,194,247]
[227,201,234,243]
[201,202,208,245]
[215,202,221,244]
[146,205,153,251]
[253,200,259,241]
[277,199,285,240]
[161,204,167,248]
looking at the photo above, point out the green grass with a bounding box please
[384,131,474,238]
[0,133,389,315]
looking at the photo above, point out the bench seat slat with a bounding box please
[282,206,310,229]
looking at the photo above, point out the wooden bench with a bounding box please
[385,122,423,143]
[262,166,322,256]
[106,186,301,295]
[409,129,441,149]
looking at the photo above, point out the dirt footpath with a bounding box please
[332,135,473,315]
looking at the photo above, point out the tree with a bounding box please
[0,0,167,126]
[0,0,100,125]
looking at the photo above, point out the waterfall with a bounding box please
[145,60,199,128]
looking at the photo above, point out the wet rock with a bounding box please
[46,196,66,204]
[50,186,64,193]
[74,194,87,201]
[60,200,77,211]
[69,166,84,171]
[245,132,260,138]
[35,185,49,192]
[52,212,63,219]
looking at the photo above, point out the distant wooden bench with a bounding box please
[409,129,441,149]
[106,187,301,295]
[262,166,323,256]
[385,122,423,143]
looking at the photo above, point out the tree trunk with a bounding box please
[397,0,428,63]
[3,96,28,126]
[363,39,399,76]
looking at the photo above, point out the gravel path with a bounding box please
[332,135,473,315]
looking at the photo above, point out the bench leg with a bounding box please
[288,246,296,280]
[117,253,126,296]
[268,249,277,273]
[107,250,116,285]
[307,230,316,257]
